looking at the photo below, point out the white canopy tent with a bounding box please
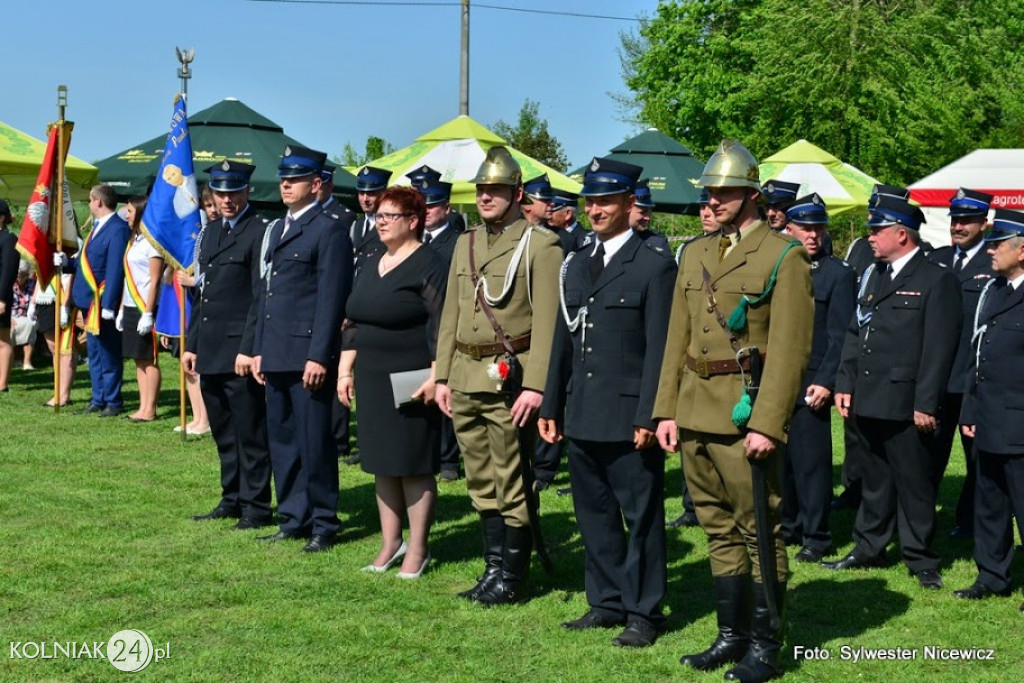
[908,149,1024,247]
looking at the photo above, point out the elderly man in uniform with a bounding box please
[761,180,800,232]
[539,157,676,647]
[186,161,273,529]
[435,146,563,605]
[549,190,589,252]
[350,165,391,269]
[780,194,856,563]
[630,178,671,253]
[655,140,813,683]
[253,146,352,553]
[520,174,555,231]
[927,189,995,539]
[828,196,961,588]
[956,209,1024,607]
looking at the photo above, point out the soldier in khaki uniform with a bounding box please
[435,146,563,605]
[654,140,813,683]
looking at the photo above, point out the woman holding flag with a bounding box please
[119,195,163,422]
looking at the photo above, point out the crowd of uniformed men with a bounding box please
[45,137,1024,683]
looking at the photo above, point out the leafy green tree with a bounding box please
[492,99,570,172]
[623,0,1024,184]
[337,136,396,166]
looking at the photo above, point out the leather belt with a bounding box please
[456,333,531,360]
[686,353,763,379]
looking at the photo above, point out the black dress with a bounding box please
[344,244,447,477]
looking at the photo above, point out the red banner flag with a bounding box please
[15,122,80,284]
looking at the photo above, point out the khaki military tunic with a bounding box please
[436,218,563,524]
[654,221,813,580]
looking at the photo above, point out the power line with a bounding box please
[242,0,641,22]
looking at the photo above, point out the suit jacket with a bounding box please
[435,219,563,393]
[425,222,462,266]
[321,197,357,236]
[653,222,813,441]
[803,254,857,394]
[70,213,130,313]
[186,207,269,374]
[836,250,962,420]
[845,237,875,280]
[0,228,17,308]
[928,245,995,393]
[960,279,1024,454]
[352,214,384,270]
[254,204,352,372]
[635,228,671,255]
[541,234,677,442]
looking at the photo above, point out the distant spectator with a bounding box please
[0,200,18,392]
[11,260,38,369]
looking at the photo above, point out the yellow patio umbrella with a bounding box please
[0,119,99,202]
[759,139,878,215]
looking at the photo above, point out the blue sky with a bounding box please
[5,0,657,171]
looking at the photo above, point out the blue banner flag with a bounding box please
[140,94,201,272]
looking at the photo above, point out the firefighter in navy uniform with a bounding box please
[760,180,800,232]
[780,194,856,563]
[927,188,995,539]
[630,179,671,253]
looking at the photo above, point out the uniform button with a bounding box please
[585,347,592,353]
[701,346,708,354]
[707,306,714,313]
[587,323,593,328]
[866,349,871,354]
[864,370,870,376]
[586,372,593,378]
[268,292,273,297]
[741,284,747,291]
[472,324,478,331]
[686,281,692,287]
[712,285,718,292]
[588,297,595,304]
[202,316,208,322]
[869,327,875,333]
[703,325,710,333]
[272,271,277,276]
[619,297,625,303]
[266,314,270,319]
[203,298,208,303]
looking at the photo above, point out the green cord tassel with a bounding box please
[731,392,752,427]
[727,297,750,333]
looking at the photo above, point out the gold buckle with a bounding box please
[468,345,482,361]
[695,358,710,379]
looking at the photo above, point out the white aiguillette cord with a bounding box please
[558,251,588,350]
[971,278,997,376]
[473,225,534,308]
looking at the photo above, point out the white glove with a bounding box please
[27,302,37,322]
[59,307,70,329]
[102,308,116,322]
[114,309,124,332]
[53,252,69,268]
[137,311,154,335]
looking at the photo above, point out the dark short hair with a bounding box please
[377,186,427,239]
[90,184,118,209]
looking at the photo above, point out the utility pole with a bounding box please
[459,0,470,115]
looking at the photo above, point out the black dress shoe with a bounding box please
[795,546,831,563]
[303,534,337,553]
[191,506,242,521]
[914,569,943,590]
[612,620,658,648]
[821,551,884,571]
[556,486,573,497]
[668,511,700,528]
[98,406,122,418]
[534,479,551,493]
[255,530,310,542]
[342,453,361,466]
[561,609,625,631]
[948,525,973,540]
[77,404,104,415]
[438,468,460,483]
[953,582,1011,600]
[233,516,273,530]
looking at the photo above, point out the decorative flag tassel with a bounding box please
[727,298,750,332]
[731,393,753,427]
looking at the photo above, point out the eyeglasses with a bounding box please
[376,212,413,223]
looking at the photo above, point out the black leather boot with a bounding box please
[473,524,532,606]
[724,581,787,683]
[680,575,752,671]
[457,513,505,600]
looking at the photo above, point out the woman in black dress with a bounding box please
[338,186,448,578]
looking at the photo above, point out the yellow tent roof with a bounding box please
[0,120,99,202]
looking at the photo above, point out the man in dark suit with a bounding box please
[521,173,554,230]
[540,157,675,648]
[416,177,463,482]
[781,194,857,563]
[829,196,962,589]
[955,209,1024,607]
[351,165,391,271]
[67,184,130,416]
[760,180,800,231]
[407,164,466,234]
[253,146,353,553]
[927,188,995,539]
[630,179,671,254]
[550,190,589,253]
[184,161,273,529]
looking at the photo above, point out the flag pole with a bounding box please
[175,50,194,442]
[53,85,69,413]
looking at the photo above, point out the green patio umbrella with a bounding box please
[95,98,357,206]
[570,128,705,214]
[351,115,580,206]
[0,119,98,201]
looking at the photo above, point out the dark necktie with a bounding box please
[875,264,892,293]
[953,250,967,273]
[423,231,433,245]
[590,243,605,281]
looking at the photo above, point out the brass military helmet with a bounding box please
[697,139,760,189]
[471,146,522,186]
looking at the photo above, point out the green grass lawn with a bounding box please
[1,361,1021,681]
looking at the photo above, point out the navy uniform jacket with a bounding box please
[425,223,462,266]
[928,246,995,394]
[352,214,384,269]
[321,197,357,236]
[635,228,671,254]
[802,254,857,395]
[186,208,269,374]
[70,213,130,312]
[960,280,1024,454]
[845,237,875,281]
[555,222,590,254]
[254,204,352,372]
[836,250,962,420]
[541,234,677,442]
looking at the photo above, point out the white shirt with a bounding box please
[90,212,114,236]
[122,234,162,308]
[1009,273,1024,291]
[592,229,633,266]
[282,202,316,237]
[889,247,920,278]
[955,240,985,267]
[424,223,450,243]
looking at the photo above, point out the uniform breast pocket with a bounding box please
[891,295,922,311]
[282,249,313,273]
[605,290,642,328]
[565,290,583,317]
